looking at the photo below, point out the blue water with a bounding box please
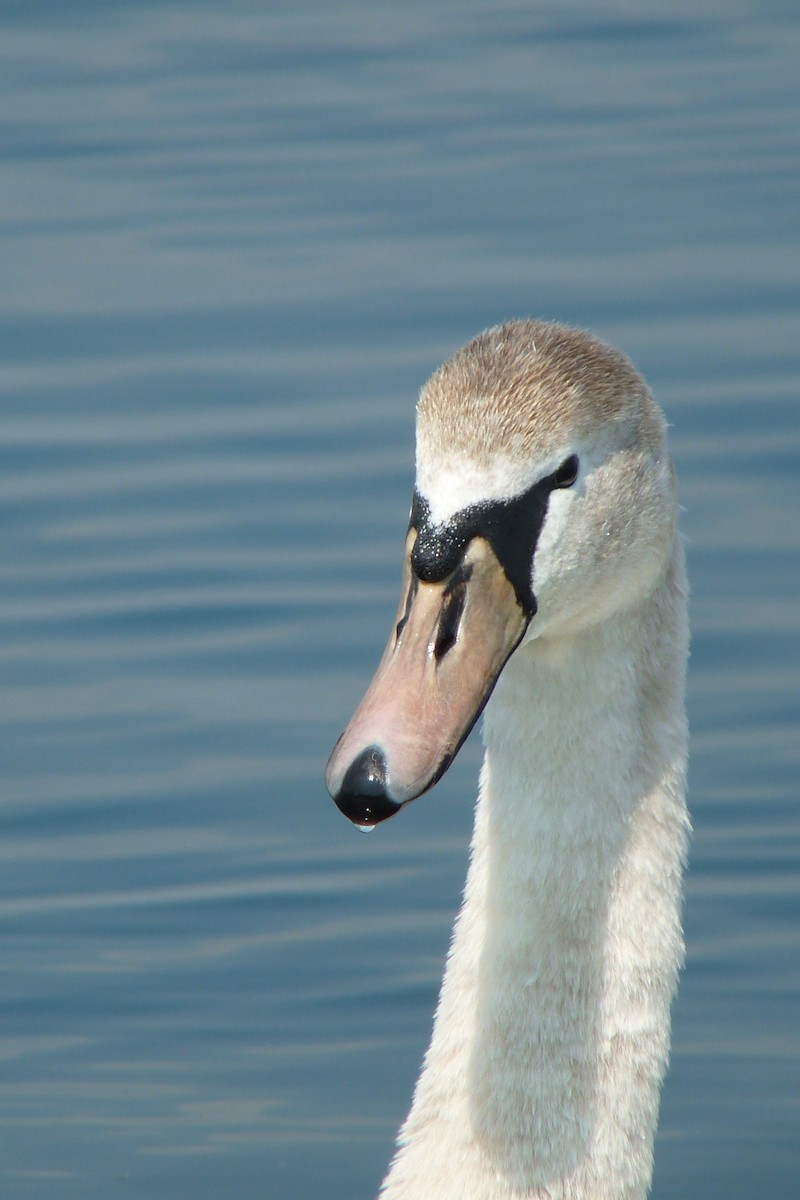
[1,3,798,1198]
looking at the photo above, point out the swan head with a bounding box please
[326,320,677,827]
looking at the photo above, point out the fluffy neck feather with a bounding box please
[380,540,689,1200]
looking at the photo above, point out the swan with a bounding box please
[325,319,689,1200]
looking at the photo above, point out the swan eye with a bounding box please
[551,455,579,489]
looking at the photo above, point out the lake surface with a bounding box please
[1,3,798,1198]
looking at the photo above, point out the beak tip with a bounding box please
[328,744,402,827]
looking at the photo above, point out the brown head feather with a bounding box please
[417,320,663,469]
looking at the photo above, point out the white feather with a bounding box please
[380,323,689,1200]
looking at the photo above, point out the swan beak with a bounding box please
[326,531,528,827]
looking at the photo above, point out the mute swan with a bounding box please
[326,320,689,1200]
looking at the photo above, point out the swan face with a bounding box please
[326,320,677,827]
[524,436,676,642]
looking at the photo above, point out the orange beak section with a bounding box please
[325,531,529,827]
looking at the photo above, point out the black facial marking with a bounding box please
[410,461,576,615]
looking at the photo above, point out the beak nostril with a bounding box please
[394,576,418,646]
[434,582,466,662]
[433,623,457,661]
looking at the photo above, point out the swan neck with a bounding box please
[381,545,689,1200]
